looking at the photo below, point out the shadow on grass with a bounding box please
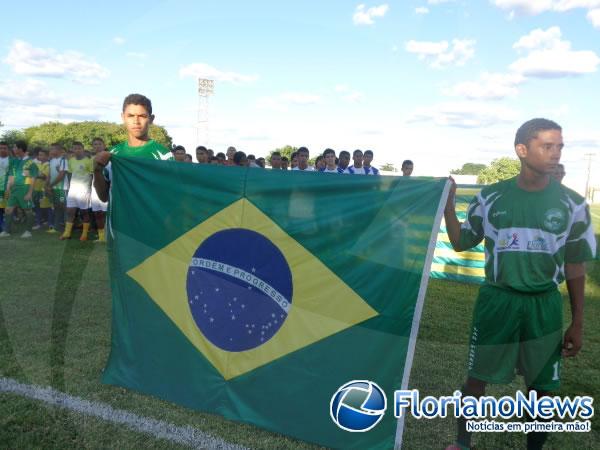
[0,303,26,379]
[50,239,94,391]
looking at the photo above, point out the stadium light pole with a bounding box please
[584,153,595,201]
[197,78,215,148]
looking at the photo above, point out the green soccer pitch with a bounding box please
[1,226,598,449]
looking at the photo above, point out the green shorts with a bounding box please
[467,284,562,391]
[52,188,66,205]
[7,185,34,209]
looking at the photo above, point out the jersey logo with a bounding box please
[498,232,520,250]
[543,208,566,232]
[527,236,549,251]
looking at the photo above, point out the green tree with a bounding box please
[0,129,27,145]
[450,162,487,175]
[477,157,520,184]
[8,121,172,149]
[267,145,298,164]
[380,163,397,172]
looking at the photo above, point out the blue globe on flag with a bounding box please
[186,228,293,352]
[330,380,387,432]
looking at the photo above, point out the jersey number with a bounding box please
[552,361,560,381]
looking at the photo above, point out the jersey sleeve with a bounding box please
[565,202,597,263]
[28,161,39,179]
[458,194,485,250]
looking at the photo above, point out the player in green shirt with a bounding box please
[444,119,597,450]
[0,141,38,238]
[0,141,10,232]
[93,93,172,203]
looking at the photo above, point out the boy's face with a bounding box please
[227,147,236,159]
[122,104,154,140]
[324,153,336,168]
[297,151,309,167]
[353,152,363,166]
[13,145,25,158]
[37,152,48,163]
[517,129,563,175]
[339,154,350,169]
[174,150,186,161]
[363,153,373,166]
[401,164,413,176]
[0,144,8,157]
[291,156,298,168]
[92,140,106,153]
[271,155,282,168]
[281,160,289,170]
[73,145,85,158]
[196,149,208,163]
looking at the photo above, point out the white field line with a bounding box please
[0,377,248,450]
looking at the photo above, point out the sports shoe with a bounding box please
[21,231,32,238]
[46,228,58,234]
[59,235,71,240]
[0,231,10,238]
[32,225,41,230]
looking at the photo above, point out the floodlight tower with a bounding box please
[197,78,215,147]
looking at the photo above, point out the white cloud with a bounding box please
[492,0,600,15]
[113,36,126,45]
[588,8,600,26]
[334,84,365,103]
[3,40,110,84]
[405,39,475,68]
[256,92,321,111]
[443,72,525,99]
[407,102,518,128]
[510,27,600,77]
[353,4,389,25]
[126,52,147,59]
[179,63,258,84]
[0,78,117,127]
[415,7,430,14]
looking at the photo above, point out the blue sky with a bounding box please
[1,0,599,193]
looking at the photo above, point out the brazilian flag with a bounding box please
[103,156,449,449]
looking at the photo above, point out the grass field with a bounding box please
[1,223,599,449]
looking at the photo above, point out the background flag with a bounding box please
[103,156,449,449]
[431,185,485,284]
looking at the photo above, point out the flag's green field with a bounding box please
[1,227,598,450]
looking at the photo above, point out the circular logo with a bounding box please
[330,380,387,432]
[543,208,566,232]
[186,229,293,352]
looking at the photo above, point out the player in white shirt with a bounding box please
[320,148,340,173]
[291,147,314,171]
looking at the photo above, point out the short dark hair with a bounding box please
[281,156,289,162]
[297,147,309,156]
[353,149,363,157]
[271,151,281,158]
[515,118,561,147]
[196,145,207,152]
[174,146,186,154]
[185,154,193,161]
[15,140,27,152]
[316,155,324,163]
[38,148,49,155]
[323,148,335,157]
[72,141,84,148]
[247,154,256,160]
[92,137,104,144]
[339,150,350,158]
[233,151,247,165]
[291,151,298,160]
[364,150,373,157]
[402,160,413,168]
[122,93,152,115]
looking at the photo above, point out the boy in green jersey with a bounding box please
[444,119,597,450]
[0,141,10,232]
[93,93,172,203]
[0,141,38,238]
[60,142,93,241]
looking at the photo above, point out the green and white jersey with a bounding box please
[104,140,173,182]
[0,156,9,191]
[49,157,69,191]
[459,177,597,293]
[110,140,173,160]
[8,157,38,186]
